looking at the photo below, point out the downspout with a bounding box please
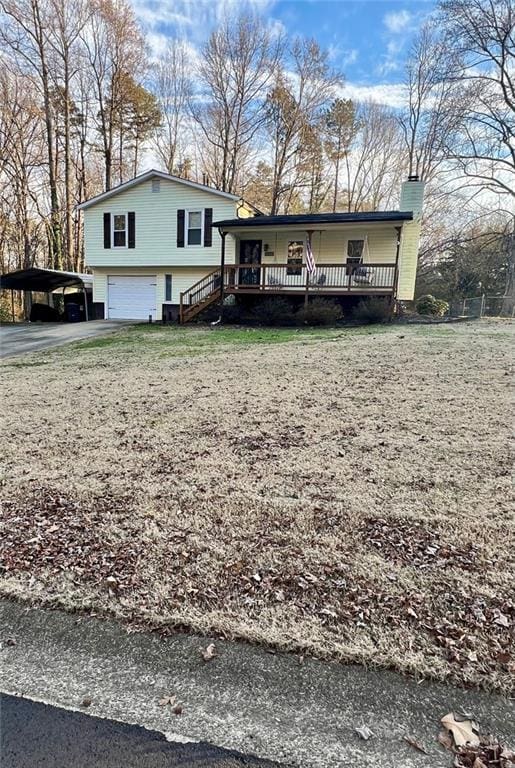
[393,226,402,305]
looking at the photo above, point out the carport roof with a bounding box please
[0,268,93,292]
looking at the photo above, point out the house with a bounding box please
[78,170,424,323]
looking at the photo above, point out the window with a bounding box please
[347,239,364,264]
[287,240,304,275]
[346,239,364,274]
[112,214,127,248]
[165,274,172,302]
[152,178,160,193]
[187,210,202,245]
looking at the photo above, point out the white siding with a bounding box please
[84,177,237,268]
[231,226,399,264]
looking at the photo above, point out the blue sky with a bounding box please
[132,0,437,106]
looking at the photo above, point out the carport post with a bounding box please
[83,286,89,321]
[11,290,15,323]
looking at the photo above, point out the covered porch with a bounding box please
[216,210,413,299]
[178,210,413,323]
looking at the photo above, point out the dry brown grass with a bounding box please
[1,320,514,692]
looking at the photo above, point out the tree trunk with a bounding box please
[63,55,73,271]
[502,218,515,316]
[32,0,62,269]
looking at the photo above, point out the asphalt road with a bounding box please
[0,695,277,768]
[0,321,130,358]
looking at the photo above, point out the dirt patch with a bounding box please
[1,321,514,692]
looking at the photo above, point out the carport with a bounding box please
[0,268,93,322]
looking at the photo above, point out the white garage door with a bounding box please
[107,275,157,320]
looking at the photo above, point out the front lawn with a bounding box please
[1,321,513,692]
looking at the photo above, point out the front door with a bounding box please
[238,240,262,286]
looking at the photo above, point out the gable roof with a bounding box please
[77,169,240,211]
[213,211,414,229]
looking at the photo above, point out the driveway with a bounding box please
[0,321,130,358]
[1,695,275,768]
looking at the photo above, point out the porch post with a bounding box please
[393,226,402,301]
[83,286,89,321]
[218,228,226,319]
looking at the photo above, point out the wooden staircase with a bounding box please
[179,269,222,324]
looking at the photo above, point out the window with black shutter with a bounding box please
[128,212,135,248]
[103,212,111,248]
[204,208,213,246]
[177,209,185,247]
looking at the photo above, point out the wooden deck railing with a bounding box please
[179,268,221,323]
[223,263,397,293]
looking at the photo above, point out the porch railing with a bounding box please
[179,268,221,324]
[223,263,397,292]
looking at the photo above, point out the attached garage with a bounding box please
[107,275,157,320]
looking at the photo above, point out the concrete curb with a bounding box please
[1,600,513,767]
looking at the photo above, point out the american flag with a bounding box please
[305,237,316,274]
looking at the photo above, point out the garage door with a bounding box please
[107,275,157,320]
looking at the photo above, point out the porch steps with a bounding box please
[180,288,221,324]
[179,269,222,324]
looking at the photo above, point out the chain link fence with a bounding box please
[448,295,515,318]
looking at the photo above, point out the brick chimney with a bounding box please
[399,175,425,220]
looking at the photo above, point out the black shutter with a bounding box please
[177,209,185,247]
[204,208,213,247]
[103,212,111,248]
[128,211,135,248]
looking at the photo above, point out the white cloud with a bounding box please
[328,43,358,69]
[338,81,405,109]
[384,9,412,34]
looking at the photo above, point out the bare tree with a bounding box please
[439,0,515,310]
[194,13,283,194]
[81,0,145,190]
[1,0,64,267]
[324,98,356,211]
[266,38,341,214]
[0,67,46,313]
[152,40,192,175]
[344,102,406,212]
[400,20,462,182]
[46,0,89,269]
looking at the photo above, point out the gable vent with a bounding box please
[151,178,160,193]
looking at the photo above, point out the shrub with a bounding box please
[250,297,296,326]
[296,298,343,326]
[415,294,449,317]
[220,303,246,324]
[351,297,393,325]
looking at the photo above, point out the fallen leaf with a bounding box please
[472,758,487,768]
[173,704,183,715]
[200,643,217,662]
[159,696,176,707]
[441,712,480,747]
[80,697,92,708]
[404,735,428,754]
[438,729,454,751]
[355,725,374,740]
